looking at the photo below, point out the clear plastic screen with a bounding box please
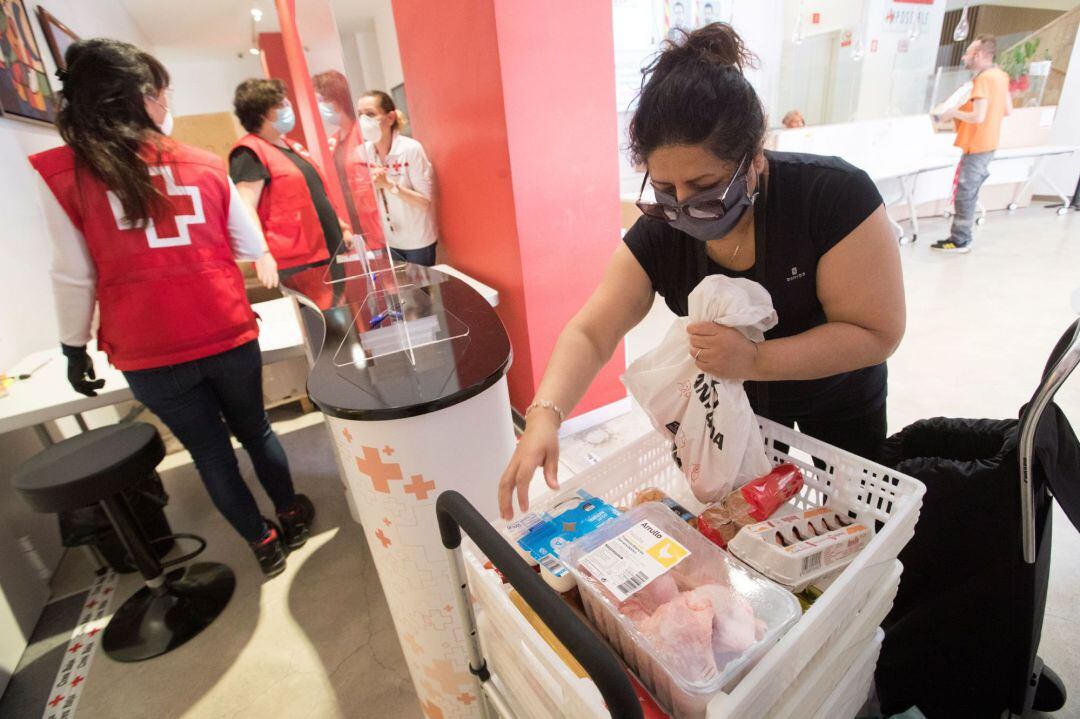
[330,270,469,367]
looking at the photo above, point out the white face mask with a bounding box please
[158,109,174,136]
[359,114,382,143]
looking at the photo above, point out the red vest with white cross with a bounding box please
[233,134,333,269]
[30,141,258,371]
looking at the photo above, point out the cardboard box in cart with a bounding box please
[464,419,925,719]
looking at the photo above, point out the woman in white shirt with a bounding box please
[357,91,439,266]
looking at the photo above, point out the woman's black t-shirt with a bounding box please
[624,150,887,422]
[229,145,343,258]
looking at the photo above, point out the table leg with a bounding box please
[34,423,53,447]
[899,173,918,245]
[1009,156,1046,210]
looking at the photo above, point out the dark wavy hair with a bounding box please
[56,39,170,227]
[629,23,765,165]
[233,78,287,134]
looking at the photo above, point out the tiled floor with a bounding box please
[43,205,1080,718]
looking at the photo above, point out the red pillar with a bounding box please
[392,0,625,417]
[263,1,348,215]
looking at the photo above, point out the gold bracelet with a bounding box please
[525,399,564,425]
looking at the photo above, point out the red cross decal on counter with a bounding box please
[404,474,436,501]
[355,446,402,493]
[382,445,395,456]
[382,517,392,526]
[84,599,97,609]
[87,627,101,637]
[421,701,444,719]
[68,643,83,654]
[375,529,392,548]
[342,428,353,443]
[457,692,476,705]
[49,695,64,707]
[71,676,85,688]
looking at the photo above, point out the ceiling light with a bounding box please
[251,8,263,22]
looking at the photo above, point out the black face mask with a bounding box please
[636,154,757,242]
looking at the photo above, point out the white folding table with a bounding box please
[0,297,306,442]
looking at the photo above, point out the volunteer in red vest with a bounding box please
[230,78,352,269]
[30,39,314,578]
[313,70,384,249]
[358,91,439,267]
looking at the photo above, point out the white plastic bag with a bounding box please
[622,276,778,503]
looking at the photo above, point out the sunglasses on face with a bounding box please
[635,154,749,222]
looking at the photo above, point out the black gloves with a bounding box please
[61,344,105,397]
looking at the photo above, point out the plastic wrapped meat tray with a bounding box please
[564,503,801,719]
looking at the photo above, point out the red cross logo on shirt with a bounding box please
[68,642,83,654]
[404,474,436,501]
[49,695,65,707]
[71,675,85,688]
[107,166,204,248]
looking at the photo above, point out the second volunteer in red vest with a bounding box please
[30,39,314,578]
[230,78,353,271]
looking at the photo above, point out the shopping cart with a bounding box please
[876,318,1080,717]
[438,417,926,719]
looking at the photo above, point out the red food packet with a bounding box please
[740,463,803,521]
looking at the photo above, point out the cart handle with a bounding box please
[1019,318,1080,563]
[436,490,643,719]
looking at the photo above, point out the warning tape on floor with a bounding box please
[42,571,118,719]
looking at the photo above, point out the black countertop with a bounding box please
[281,256,512,421]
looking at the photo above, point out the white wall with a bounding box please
[1046,30,1080,199]
[371,0,403,90]
[356,21,387,92]
[155,50,264,118]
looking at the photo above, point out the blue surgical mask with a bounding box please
[318,101,338,129]
[272,102,296,135]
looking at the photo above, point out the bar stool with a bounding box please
[13,422,235,662]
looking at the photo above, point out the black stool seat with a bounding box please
[14,423,165,513]
[12,422,234,662]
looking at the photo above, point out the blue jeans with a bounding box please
[124,340,295,542]
[390,243,437,267]
[949,151,995,246]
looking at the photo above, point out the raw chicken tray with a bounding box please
[464,417,925,719]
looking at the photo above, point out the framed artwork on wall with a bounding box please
[36,5,78,70]
[0,0,58,123]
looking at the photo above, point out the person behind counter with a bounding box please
[313,70,384,248]
[357,90,439,267]
[29,39,314,577]
[498,23,905,519]
[230,78,352,270]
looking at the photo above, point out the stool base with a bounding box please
[102,561,235,662]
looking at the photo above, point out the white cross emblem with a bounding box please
[107,166,204,248]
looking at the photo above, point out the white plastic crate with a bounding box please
[464,418,924,719]
[764,561,902,719]
[813,628,885,719]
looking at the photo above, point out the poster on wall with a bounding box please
[0,0,58,123]
[36,6,78,70]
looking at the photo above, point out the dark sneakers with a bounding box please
[251,520,287,577]
[930,239,972,254]
[277,494,316,550]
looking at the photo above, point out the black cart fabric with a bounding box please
[876,406,1078,718]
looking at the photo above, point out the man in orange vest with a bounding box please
[933,34,1011,254]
